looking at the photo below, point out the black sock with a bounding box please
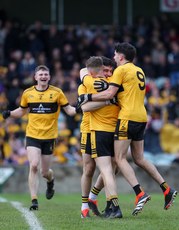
[133,184,143,196]
[160,182,169,193]
[105,200,112,211]
[32,199,38,204]
[110,197,119,212]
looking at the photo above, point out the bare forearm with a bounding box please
[63,105,76,116]
[10,107,28,118]
[82,101,107,112]
[91,86,117,101]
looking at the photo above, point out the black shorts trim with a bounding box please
[80,133,91,155]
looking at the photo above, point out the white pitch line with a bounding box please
[0,197,43,230]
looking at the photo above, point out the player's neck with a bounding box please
[35,84,49,91]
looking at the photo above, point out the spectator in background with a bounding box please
[27,30,44,57]
[46,23,61,57]
[144,108,164,154]
[160,117,179,155]
[6,62,18,82]
[18,51,36,87]
[61,43,78,71]
[168,41,179,88]
[6,78,21,110]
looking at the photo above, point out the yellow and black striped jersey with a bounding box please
[83,75,119,132]
[110,63,147,122]
[78,84,90,133]
[20,85,69,139]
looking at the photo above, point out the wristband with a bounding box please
[88,94,92,101]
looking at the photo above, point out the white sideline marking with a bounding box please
[0,197,43,230]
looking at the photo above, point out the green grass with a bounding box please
[0,193,178,230]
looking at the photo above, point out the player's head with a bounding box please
[86,56,103,77]
[34,65,50,85]
[114,42,136,66]
[101,56,116,77]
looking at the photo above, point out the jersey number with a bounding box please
[136,71,145,90]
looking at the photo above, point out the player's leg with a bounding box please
[95,156,122,219]
[41,139,55,200]
[41,155,54,199]
[80,132,95,218]
[88,173,103,216]
[81,153,96,218]
[27,146,41,210]
[131,140,177,210]
[114,119,150,215]
[115,139,150,215]
[89,157,118,216]
[115,139,139,186]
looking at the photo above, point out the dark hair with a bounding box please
[34,65,49,74]
[86,56,103,68]
[114,42,136,62]
[101,56,116,69]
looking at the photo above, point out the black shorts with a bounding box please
[26,137,56,155]
[114,119,147,141]
[80,133,91,155]
[91,131,114,158]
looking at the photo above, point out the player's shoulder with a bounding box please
[49,85,63,93]
[83,75,93,83]
[23,86,35,94]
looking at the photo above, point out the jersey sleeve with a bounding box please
[78,84,87,96]
[110,67,123,87]
[57,89,69,107]
[20,91,29,108]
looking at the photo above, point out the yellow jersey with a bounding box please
[78,84,90,133]
[20,85,69,139]
[83,75,119,132]
[110,62,147,122]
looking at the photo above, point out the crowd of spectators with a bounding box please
[0,10,179,166]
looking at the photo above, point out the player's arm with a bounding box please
[2,107,28,119]
[92,85,118,100]
[82,101,112,112]
[63,104,76,116]
[80,68,88,81]
[77,85,119,108]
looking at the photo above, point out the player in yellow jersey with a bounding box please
[78,42,177,215]
[80,56,122,219]
[79,57,118,218]
[2,65,76,210]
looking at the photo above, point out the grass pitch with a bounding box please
[0,193,178,230]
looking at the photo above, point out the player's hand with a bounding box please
[94,79,109,92]
[77,94,92,107]
[75,103,82,114]
[109,95,118,106]
[2,110,11,119]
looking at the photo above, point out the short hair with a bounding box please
[34,65,49,74]
[101,56,116,69]
[86,56,103,69]
[114,42,136,62]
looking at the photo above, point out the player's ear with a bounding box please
[34,73,37,81]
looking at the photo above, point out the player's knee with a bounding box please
[133,157,144,166]
[30,163,39,173]
[84,166,95,177]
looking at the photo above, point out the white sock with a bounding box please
[89,192,97,201]
[81,203,89,211]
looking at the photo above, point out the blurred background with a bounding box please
[0,0,179,193]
